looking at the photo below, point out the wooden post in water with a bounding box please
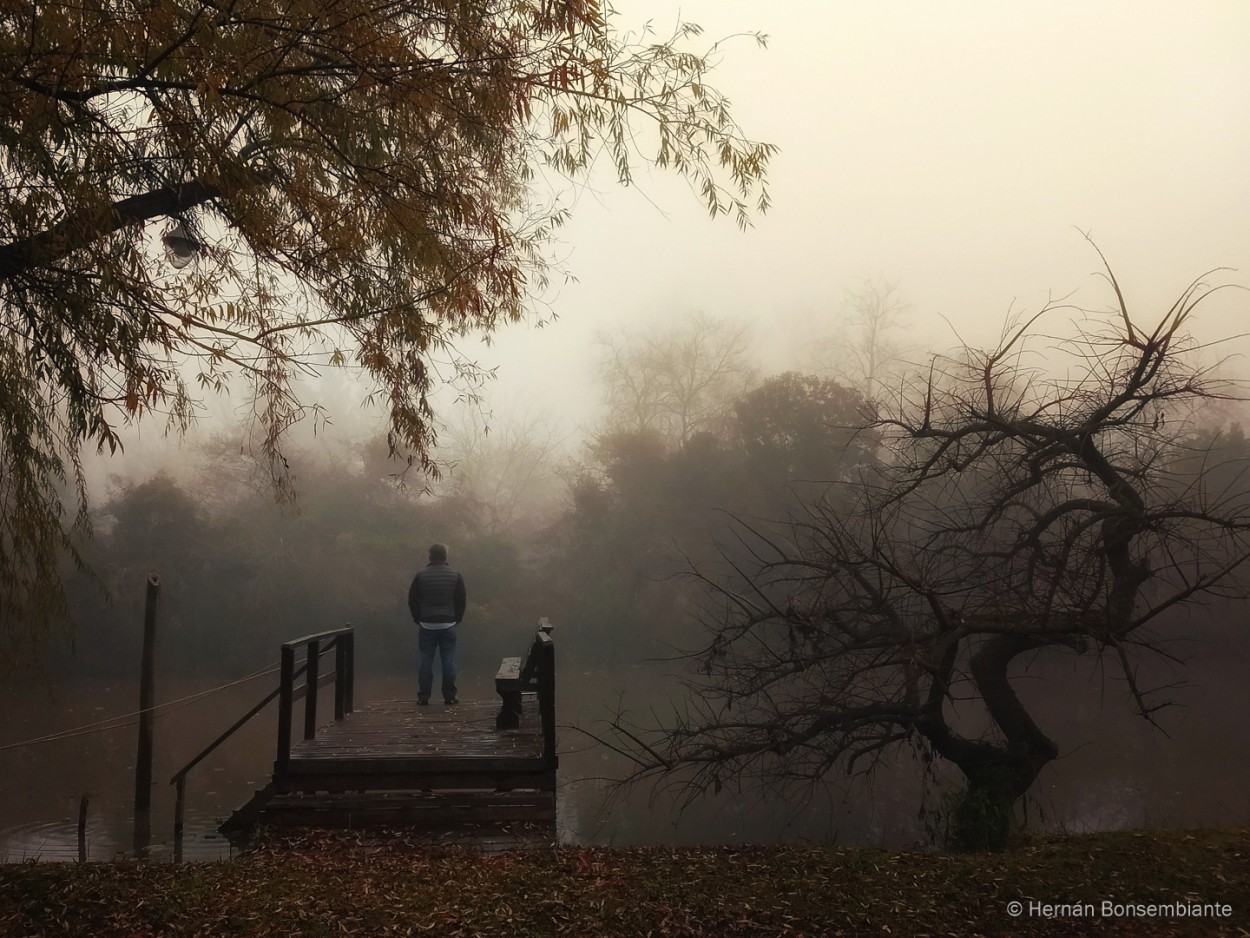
[173,776,185,863]
[77,795,88,863]
[134,574,160,813]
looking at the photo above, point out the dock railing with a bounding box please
[275,627,355,776]
[169,626,354,844]
[495,618,557,770]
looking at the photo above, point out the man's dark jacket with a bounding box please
[408,561,466,624]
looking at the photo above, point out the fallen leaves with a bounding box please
[0,828,1246,936]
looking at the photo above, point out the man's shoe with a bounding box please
[444,697,459,705]
[417,697,429,706]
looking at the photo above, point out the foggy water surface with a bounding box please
[3,654,1247,863]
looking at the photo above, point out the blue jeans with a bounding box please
[418,625,458,701]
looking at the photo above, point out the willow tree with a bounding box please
[0,0,772,658]
[606,266,1250,849]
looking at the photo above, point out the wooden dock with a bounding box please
[185,624,559,851]
[278,697,553,793]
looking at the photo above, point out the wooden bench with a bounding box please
[495,618,554,730]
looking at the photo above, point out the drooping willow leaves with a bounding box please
[0,0,774,660]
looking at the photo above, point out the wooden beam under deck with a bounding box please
[258,789,557,828]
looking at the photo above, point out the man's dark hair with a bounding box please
[428,543,448,562]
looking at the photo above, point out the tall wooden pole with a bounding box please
[77,795,88,863]
[134,574,160,813]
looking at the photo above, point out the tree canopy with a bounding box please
[734,371,875,487]
[0,0,773,658]
[548,360,876,664]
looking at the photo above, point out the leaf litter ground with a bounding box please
[0,827,1246,936]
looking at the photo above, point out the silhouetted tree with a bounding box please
[548,374,878,663]
[437,407,565,536]
[606,267,1250,849]
[545,430,699,662]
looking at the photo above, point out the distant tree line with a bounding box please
[43,308,891,678]
[47,438,544,679]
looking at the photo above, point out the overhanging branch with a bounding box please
[0,180,224,279]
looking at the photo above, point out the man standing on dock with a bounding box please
[407,543,466,705]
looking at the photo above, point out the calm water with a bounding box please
[0,665,906,862]
[1,672,291,862]
[3,656,1248,863]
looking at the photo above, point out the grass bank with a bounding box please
[1,828,1246,936]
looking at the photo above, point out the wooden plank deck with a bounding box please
[226,695,557,845]
[290,697,543,760]
[279,697,551,790]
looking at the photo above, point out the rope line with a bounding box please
[0,661,282,753]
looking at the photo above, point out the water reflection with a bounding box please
[0,672,301,864]
[0,815,237,863]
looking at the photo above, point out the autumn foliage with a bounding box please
[0,0,772,660]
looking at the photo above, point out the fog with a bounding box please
[464,0,1250,432]
[76,0,1250,474]
[10,1,1250,856]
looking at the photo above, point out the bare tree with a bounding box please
[598,312,757,448]
[437,407,566,535]
[605,266,1250,849]
[812,277,911,401]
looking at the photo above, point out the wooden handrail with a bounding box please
[170,626,354,844]
[277,630,354,775]
[281,626,354,650]
[534,631,557,768]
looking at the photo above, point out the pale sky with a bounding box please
[93,0,1250,483]
[464,0,1250,435]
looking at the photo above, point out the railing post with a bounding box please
[344,628,354,714]
[277,644,294,776]
[334,636,346,720]
[304,639,319,740]
[538,634,557,768]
